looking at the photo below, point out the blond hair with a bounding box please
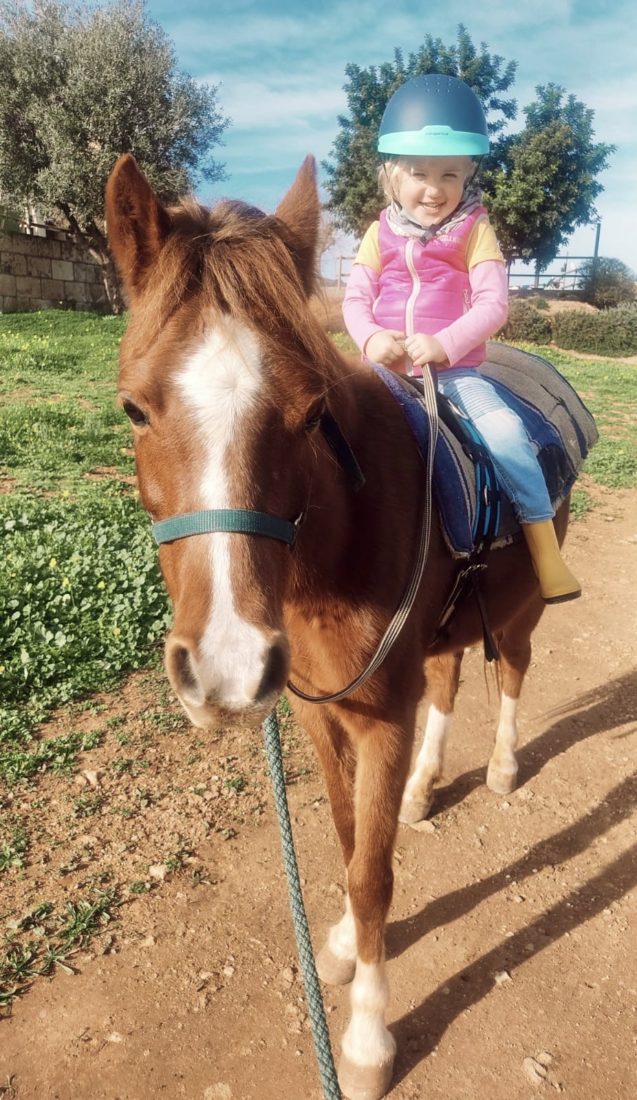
[378,160,404,203]
[378,156,477,204]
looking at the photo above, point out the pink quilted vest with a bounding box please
[374,205,488,370]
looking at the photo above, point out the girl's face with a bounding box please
[394,156,474,227]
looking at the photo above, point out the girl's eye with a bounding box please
[122,400,149,427]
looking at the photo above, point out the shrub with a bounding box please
[529,296,550,311]
[500,300,553,344]
[552,304,637,357]
[578,257,636,309]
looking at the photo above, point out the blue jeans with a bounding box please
[437,368,554,523]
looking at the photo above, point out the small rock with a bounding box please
[281,966,295,984]
[494,970,512,985]
[82,769,100,788]
[77,834,98,847]
[107,1032,123,1044]
[203,1086,233,1100]
[523,1051,555,1088]
[408,818,437,833]
[222,965,235,978]
[523,1056,548,1086]
[148,863,168,882]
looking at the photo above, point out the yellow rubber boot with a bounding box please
[522,520,582,603]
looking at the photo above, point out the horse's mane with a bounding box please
[132,195,337,384]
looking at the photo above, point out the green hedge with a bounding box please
[500,299,637,357]
[552,304,637,357]
[500,300,553,344]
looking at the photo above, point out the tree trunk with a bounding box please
[87,242,126,314]
[57,204,125,313]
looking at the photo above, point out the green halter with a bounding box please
[152,508,299,547]
[150,409,365,549]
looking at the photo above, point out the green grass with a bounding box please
[513,343,637,491]
[0,311,130,494]
[0,310,170,767]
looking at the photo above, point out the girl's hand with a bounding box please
[403,333,447,367]
[364,329,406,367]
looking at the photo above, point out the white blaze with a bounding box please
[177,318,269,708]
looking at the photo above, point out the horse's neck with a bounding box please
[289,359,447,613]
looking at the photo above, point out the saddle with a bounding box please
[372,342,599,560]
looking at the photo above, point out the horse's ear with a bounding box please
[105,154,171,299]
[275,155,320,296]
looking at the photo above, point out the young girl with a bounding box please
[343,72,581,603]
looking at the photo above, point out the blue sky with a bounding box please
[146,0,637,280]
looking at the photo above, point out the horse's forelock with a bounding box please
[129,196,334,388]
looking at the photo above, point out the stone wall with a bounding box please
[0,226,109,314]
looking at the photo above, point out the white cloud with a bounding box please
[204,76,346,130]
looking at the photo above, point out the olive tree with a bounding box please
[0,0,229,309]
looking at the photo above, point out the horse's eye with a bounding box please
[304,400,326,433]
[122,400,149,428]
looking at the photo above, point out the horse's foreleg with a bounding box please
[298,706,358,985]
[399,650,463,823]
[337,718,414,1100]
[487,600,543,794]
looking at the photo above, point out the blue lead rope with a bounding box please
[262,709,341,1100]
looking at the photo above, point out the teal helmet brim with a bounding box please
[378,126,489,158]
[378,74,490,159]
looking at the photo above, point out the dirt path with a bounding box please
[2,489,636,1100]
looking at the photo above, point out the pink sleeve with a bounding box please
[434,261,509,367]
[342,263,386,355]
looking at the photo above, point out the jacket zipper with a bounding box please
[405,239,420,377]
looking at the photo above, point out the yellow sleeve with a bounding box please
[466,215,505,268]
[354,221,381,273]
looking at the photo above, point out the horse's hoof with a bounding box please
[315,943,356,986]
[399,792,433,824]
[338,1052,395,1100]
[486,761,518,795]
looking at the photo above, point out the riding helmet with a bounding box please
[377,74,489,158]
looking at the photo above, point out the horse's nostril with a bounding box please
[255,641,289,703]
[166,640,202,703]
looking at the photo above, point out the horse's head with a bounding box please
[106,154,341,726]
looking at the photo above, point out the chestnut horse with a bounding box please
[106,154,564,1100]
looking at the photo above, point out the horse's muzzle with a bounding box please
[164,630,289,727]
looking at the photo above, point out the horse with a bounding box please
[105,153,569,1100]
